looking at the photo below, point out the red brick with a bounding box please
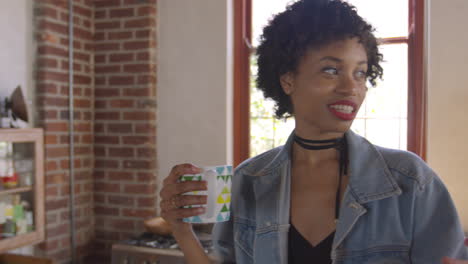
[94,194,105,204]
[74,52,91,62]
[38,58,58,68]
[137,148,156,158]
[94,206,119,216]
[95,124,105,133]
[111,219,135,230]
[47,160,58,171]
[95,21,121,30]
[123,88,151,96]
[136,51,151,61]
[123,41,148,50]
[94,0,121,8]
[109,76,134,85]
[95,159,119,169]
[95,76,106,86]
[45,135,58,144]
[109,147,134,157]
[37,71,68,82]
[38,20,68,35]
[124,18,155,28]
[108,195,134,206]
[137,172,155,181]
[110,8,134,18]
[122,136,151,145]
[39,6,58,19]
[109,53,134,62]
[137,6,156,16]
[74,99,92,108]
[95,32,106,41]
[95,88,120,97]
[108,31,133,40]
[45,122,68,132]
[110,99,134,108]
[108,171,134,181]
[74,74,92,85]
[122,208,154,218]
[123,64,151,73]
[37,83,58,94]
[95,112,120,120]
[74,27,93,41]
[95,135,119,144]
[95,10,107,19]
[135,124,155,134]
[95,65,121,73]
[46,186,59,197]
[46,198,69,211]
[107,124,132,133]
[74,5,92,17]
[46,147,69,158]
[125,0,156,3]
[95,182,120,193]
[123,160,154,169]
[46,172,67,184]
[137,197,155,207]
[123,111,155,121]
[95,100,107,109]
[47,223,70,238]
[95,42,120,51]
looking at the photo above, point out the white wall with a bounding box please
[0,0,34,121]
[157,0,233,202]
[427,0,468,230]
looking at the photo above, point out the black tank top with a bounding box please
[288,224,334,263]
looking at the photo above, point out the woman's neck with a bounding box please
[292,126,345,166]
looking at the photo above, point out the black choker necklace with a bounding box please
[293,133,348,221]
[293,134,344,150]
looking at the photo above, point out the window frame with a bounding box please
[233,0,426,166]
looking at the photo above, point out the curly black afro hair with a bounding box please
[256,0,383,119]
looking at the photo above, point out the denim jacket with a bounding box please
[213,130,468,263]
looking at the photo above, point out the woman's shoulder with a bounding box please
[374,145,437,188]
[234,145,288,177]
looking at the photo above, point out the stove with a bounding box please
[111,232,215,264]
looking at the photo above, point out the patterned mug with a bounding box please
[180,165,233,223]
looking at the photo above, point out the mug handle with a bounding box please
[204,169,217,218]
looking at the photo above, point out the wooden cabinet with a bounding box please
[0,128,45,252]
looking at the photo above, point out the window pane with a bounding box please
[252,0,408,47]
[353,43,408,150]
[346,0,408,38]
[252,0,290,47]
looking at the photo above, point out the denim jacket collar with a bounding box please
[248,129,402,204]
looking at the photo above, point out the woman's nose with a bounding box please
[335,75,360,96]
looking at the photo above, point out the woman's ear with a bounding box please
[280,72,295,95]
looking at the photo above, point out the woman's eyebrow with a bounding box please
[319,56,368,65]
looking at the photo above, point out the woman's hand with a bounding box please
[442,238,468,264]
[159,163,208,237]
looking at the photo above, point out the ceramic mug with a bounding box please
[180,165,232,223]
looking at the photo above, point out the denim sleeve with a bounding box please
[212,218,236,264]
[410,174,468,263]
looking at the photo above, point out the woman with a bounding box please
[159,0,468,263]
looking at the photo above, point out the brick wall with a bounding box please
[35,0,95,263]
[34,0,158,263]
[92,0,158,261]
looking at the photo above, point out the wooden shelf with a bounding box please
[0,128,44,253]
[0,186,33,196]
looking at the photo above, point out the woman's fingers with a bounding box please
[160,195,207,210]
[160,180,207,199]
[164,163,202,185]
[161,207,206,221]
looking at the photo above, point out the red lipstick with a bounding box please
[328,100,358,121]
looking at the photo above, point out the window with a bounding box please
[234,0,425,165]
